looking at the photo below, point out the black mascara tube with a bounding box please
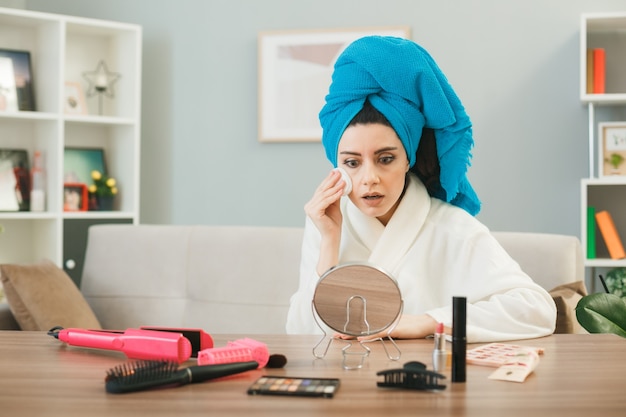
[451,296,466,383]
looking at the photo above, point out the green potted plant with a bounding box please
[88,170,118,211]
[605,153,625,174]
[576,269,626,338]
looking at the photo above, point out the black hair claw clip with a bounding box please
[377,361,447,391]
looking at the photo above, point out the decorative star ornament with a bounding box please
[82,60,121,98]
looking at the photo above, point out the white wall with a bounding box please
[0,0,24,8]
[11,0,626,237]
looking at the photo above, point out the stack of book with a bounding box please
[588,207,626,260]
[586,48,606,94]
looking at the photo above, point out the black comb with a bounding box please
[105,359,258,393]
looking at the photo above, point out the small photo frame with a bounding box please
[64,81,87,115]
[63,183,88,212]
[0,56,18,112]
[0,148,30,211]
[0,49,35,111]
[599,122,626,178]
[63,147,106,185]
[258,26,410,142]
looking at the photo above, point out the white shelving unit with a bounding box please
[579,12,626,290]
[0,7,141,284]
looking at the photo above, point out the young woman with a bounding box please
[285,36,556,343]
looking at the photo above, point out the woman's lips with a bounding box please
[361,194,384,206]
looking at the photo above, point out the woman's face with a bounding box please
[337,123,409,226]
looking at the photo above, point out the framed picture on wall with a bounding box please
[257,26,411,143]
[599,122,626,178]
[0,49,35,111]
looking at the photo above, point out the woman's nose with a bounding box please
[361,164,380,185]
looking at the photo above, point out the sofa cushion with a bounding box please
[492,232,584,292]
[549,280,588,334]
[185,225,303,333]
[81,224,303,333]
[81,225,192,329]
[0,259,101,331]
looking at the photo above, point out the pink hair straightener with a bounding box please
[197,337,270,368]
[139,326,213,358]
[48,326,193,363]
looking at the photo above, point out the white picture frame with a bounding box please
[257,26,411,143]
[64,81,88,115]
[598,122,626,178]
[0,57,18,112]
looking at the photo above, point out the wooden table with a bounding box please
[0,332,623,416]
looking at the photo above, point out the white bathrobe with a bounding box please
[286,173,556,343]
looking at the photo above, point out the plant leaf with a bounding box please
[575,293,626,337]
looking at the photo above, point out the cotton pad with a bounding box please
[334,167,352,196]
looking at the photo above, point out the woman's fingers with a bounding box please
[305,170,345,219]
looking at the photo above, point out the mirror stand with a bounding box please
[311,300,403,370]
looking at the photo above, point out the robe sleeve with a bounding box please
[285,217,325,334]
[424,230,557,343]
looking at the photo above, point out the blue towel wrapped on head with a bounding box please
[319,36,480,216]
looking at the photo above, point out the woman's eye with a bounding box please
[344,160,359,168]
[380,155,395,164]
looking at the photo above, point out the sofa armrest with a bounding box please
[0,303,20,330]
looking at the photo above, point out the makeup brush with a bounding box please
[105,359,258,393]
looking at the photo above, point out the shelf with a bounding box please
[581,180,626,270]
[62,210,135,220]
[0,7,141,283]
[0,211,57,220]
[580,93,626,105]
[585,258,626,268]
[0,111,58,121]
[63,114,136,125]
[583,177,626,186]
[580,13,626,287]
[580,13,626,99]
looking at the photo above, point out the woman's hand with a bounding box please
[304,169,346,275]
[304,170,345,236]
[380,314,439,339]
[332,314,440,341]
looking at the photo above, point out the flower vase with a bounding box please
[96,195,114,211]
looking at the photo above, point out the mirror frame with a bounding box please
[312,263,403,337]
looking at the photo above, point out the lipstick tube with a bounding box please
[432,322,447,372]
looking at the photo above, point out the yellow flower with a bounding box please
[88,170,118,197]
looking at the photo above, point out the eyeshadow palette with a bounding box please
[247,376,340,398]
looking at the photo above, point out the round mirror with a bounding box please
[313,263,402,337]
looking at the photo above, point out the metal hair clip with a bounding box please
[377,361,447,391]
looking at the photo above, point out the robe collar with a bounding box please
[342,173,431,274]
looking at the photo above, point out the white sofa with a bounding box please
[0,225,586,333]
[80,225,304,334]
